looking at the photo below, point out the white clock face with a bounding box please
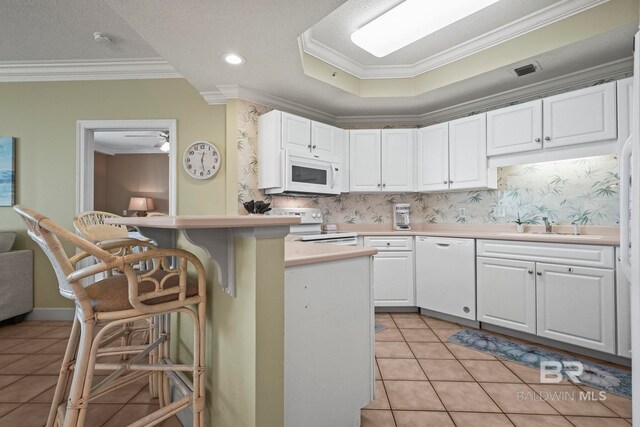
[183,141,221,179]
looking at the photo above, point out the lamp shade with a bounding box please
[128,197,154,211]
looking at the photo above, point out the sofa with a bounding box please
[0,232,33,322]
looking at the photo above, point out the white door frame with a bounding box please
[76,119,178,215]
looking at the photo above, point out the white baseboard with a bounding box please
[26,308,75,321]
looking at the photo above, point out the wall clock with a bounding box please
[183,141,221,179]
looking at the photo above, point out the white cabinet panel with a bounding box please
[285,257,373,427]
[310,121,341,160]
[617,77,633,153]
[536,263,615,354]
[476,240,615,269]
[477,257,537,333]
[382,129,414,192]
[363,236,413,251]
[373,251,414,307]
[487,99,543,156]
[449,114,490,190]
[417,124,449,192]
[542,82,617,148]
[616,248,632,357]
[282,112,311,152]
[349,130,381,192]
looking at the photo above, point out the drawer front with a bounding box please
[363,236,413,251]
[477,240,614,268]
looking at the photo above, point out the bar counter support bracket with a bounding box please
[182,228,236,297]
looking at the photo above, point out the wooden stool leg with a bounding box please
[62,319,95,427]
[47,315,81,427]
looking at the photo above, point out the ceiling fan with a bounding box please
[124,131,170,152]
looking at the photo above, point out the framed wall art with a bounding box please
[0,137,15,207]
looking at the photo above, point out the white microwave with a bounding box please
[264,152,341,196]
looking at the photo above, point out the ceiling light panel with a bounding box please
[351,0,501,57]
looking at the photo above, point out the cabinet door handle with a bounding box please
[386,242,391,246]
[377,183,381,187]
[443,180,448,184]
[383,183,386,188]
[312,145,317,149]
[449,180,453,184]
[535,137,541,143]
[528,270,534,274]
[568,267,573,273]
[544,136,551,141]
[536,271,542,276]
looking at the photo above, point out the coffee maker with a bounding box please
[393,204,411,231]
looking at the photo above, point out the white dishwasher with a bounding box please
[415,237,476,320]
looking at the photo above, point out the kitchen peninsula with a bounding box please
[106,215,377,427]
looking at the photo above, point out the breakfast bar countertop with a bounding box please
[106,214,301,228]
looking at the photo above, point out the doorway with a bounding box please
[76,120,177,216]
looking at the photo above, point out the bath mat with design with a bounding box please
[448,329,631,398]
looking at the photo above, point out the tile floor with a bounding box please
[363,312,633,427]
[0,315,632,426]
[0,320,182,426]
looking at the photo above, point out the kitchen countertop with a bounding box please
[285,241,378,267]
[335,223,621,246]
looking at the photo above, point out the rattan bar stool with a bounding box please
[15,205,206,427]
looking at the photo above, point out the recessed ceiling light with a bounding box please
[222,53,246,65]
[351,0,501,58]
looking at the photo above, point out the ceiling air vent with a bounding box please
[512,62,540,77]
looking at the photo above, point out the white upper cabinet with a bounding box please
[349,129,414,192]
[381,129,415,192]
[349,130,382,192]
[616,77,633,152]
[417,116,495,192]
[449,114,492,190]
[282,112,311,152]
[542,82,617,148]
[417,123,449,192]
[487,99,542,156]
[311,121,339,160]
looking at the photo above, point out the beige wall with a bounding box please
[0,79,226,308]
[94,153,170,215]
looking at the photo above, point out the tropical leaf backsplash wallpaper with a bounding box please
[236,100,620,226]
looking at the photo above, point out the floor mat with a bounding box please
[448,329,631,398]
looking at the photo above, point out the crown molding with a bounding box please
[0,58,181,82]
[201,57,631,128]
[334,57,632,127]
[200,84,337,124]
[301,0,609,79]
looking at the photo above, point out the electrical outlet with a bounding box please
[494,206,506,217]
[459,207,466,217]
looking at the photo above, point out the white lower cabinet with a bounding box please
[536,263,615,354]
[371,251,414,307]
[364,237,414,306]
[477,240,618,355]
[477,257,536,333]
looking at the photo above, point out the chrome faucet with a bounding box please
[542,217,552,233]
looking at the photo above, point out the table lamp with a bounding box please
[128,197,155,217]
